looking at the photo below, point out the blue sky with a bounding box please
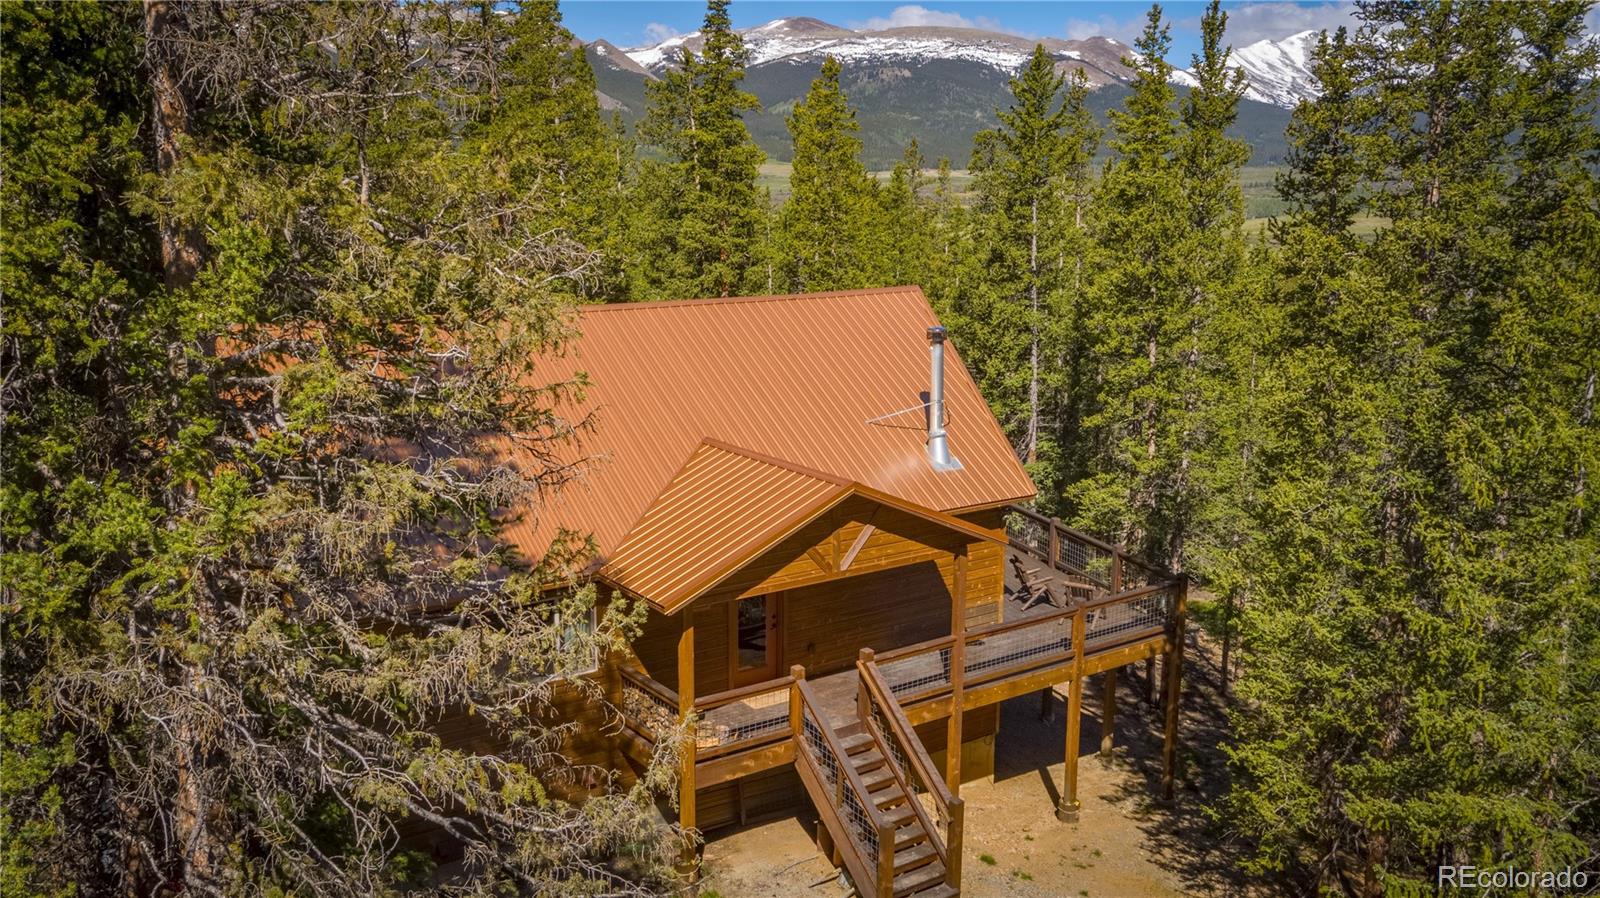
[558,1,1368,58]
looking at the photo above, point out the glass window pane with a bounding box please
[737,595,767,670]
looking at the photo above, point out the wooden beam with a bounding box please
[677,611,697,840]
[1162,577,1188,801]
[1080,635,1165,676]
[1058,602,1087,822]
[838,524,875,572]
[695,741,796,788]
[805,546,831,573]
[1099,668,1117,760]
[946,546,967,792]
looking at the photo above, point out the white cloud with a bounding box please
[850,5,1007,34]
[643,22,682,43]
[1063,13,1148,45]
[1199,2,1359,46]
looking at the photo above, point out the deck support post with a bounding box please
[1058,601,1088,822]
[1161,577,1188,801]
[1144,655,1157,706]
[946,546,968,793]
[677,610,697,872]
[1099,667,1117,761]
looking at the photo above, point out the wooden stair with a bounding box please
[809,723,957,898]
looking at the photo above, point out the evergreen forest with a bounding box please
[3,1,1596,896]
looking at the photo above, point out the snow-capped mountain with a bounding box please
[623,17,1143,89]
[1228,30,1320,107]
[618,17,1323,106]
[585,16,1306,168]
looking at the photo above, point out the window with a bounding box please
[552,605,599,678]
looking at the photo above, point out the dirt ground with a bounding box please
[698,629,1266,898]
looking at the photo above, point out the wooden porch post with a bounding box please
[945,545,968,793]
[1145,655,1157,706]
[1099,667,1118,761]
[1058,601,1087,822]
[678,610,697,839]
[1161,577,1188,801]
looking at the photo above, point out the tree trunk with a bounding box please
[1027,198,1040,464]
[143,4,220,890]
[144,0,202,290]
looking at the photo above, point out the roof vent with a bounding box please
[927,326,961,472]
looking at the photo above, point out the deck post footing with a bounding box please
[1055,800,1081,823]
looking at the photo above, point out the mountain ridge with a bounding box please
[583,15,1315,168]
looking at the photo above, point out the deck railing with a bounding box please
[792,677,894,896]
[693,677,795,757]
[619,579,1179,755]
[858,650,963,890]
[962,605,1076,688]
[618,664,679,744]
[1005,504,1163,596]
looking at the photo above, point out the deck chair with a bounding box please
[1010,554,1057,610]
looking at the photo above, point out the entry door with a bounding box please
[730,593,782,687]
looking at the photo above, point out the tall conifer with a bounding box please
[960,47,1099,482]
[638,0,765,298]
[780,57,878,291]
[1071,6,1187,555]
[1225,4,1600,890]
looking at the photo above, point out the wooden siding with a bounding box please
[624,503,1009,698]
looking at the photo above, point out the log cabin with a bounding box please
[480,287,1187,898]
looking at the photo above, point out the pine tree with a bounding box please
[877,140,935,287]
[959,46,1099,483]
[637,0,765,299]
[1,4,680,894]
[1224,3,1600,891]
[780,57,879,292]
[1168,0,1252,571]
[469,0,628,299]
[1069,6,1188,555]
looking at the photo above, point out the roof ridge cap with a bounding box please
[697,438,852,486]
[580,286,925,314]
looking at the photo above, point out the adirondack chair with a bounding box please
[1010,554,1057,610]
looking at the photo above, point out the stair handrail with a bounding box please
[858,649,964,890]
[791,674,896,897]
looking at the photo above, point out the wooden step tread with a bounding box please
[893,861,947,897]
[892,841,938,873]
[893,824,930,850]
[839,732,873,755]
[851,749,886,774]
[861,765,897,792]
[904,883,957,898]
[882,801,917,827]
[875,784,909,810]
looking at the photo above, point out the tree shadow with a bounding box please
[989,631,1268,897]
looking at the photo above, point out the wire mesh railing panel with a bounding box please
[1084,588,1172,648]
[697,684,790,751]
[1056,530,1115,585]
[963,615,1074,683]
[619,674,678,742]
[878,646,952,699]
[1005,510,1051,559]
[863,683,949,838]
[801,705,880,864]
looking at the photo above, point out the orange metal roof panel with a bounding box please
[498,286,1036,571]
[600,439,1008,611]
[600,441,847,608]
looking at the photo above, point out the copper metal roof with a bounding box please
[599,439,1003,611]
[500,287,1036,592]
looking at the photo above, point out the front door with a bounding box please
[730,593,782,687]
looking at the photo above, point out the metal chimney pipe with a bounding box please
[927,326,958,470]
